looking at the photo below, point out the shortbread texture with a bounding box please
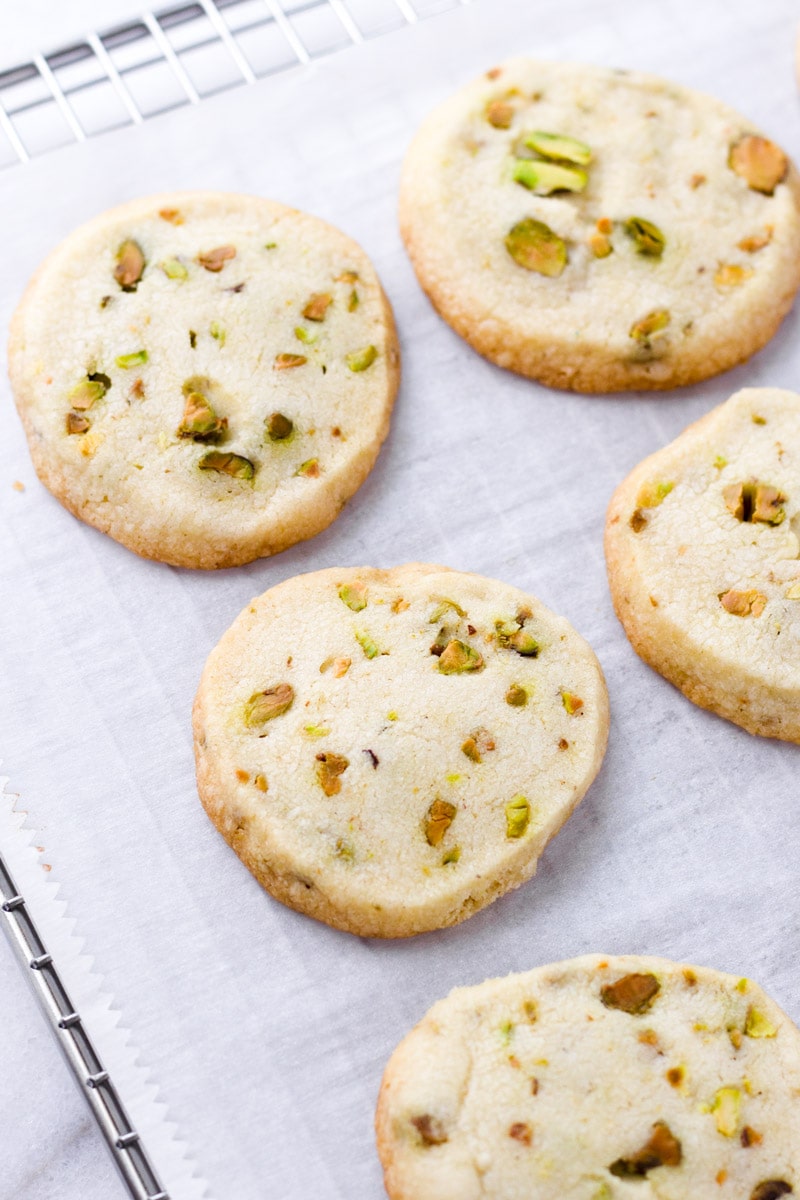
[399,59,800,392]
[606,387,800,742]
[9,191,399,568]
[193,565,608,937]
[376,954,800,1199]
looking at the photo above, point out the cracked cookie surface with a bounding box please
[192,564,608,937]
[9,191,399,568]
[399,59,800,392]
[606,387,800,741]
[376,954,800,1199]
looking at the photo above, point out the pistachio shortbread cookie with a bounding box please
[376,953,800,1199]
[399,59,800,392]
[193,564,608,937]
[606,387,800,741]
[9,192,399,568]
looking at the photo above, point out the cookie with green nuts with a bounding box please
[399,58,800,392]
[606,387,800,742]
[192,564,608,937]
[9,191,399,567]
[376,953,800,1198]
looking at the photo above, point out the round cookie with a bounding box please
[399,59,800,392]
[9,191,399,568]
[192,564,608,937]
[376,953,800,1199]
[605,387,800,742]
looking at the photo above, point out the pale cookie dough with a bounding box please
[9,191,399,568]
[606,387,800,742]
[376,953,800,1199]
[193,564,608,937]
[399,59,800,392]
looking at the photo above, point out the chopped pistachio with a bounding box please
[714,263,754,289]
[601,973,660,1014]
[441,845,461,865]
[303,293,333,321]
[714,455,728,470]
[244,682,294,726]
[348,289,359,312]
[609,1122,682,1176]
[275,353,307,369]
[723,481,786,525]
[161,257,188,280]
[199,451,255,480]
[294,326,318,345]
[267,412,294,441]
[197,245,236,272]
[336,270,359,283]
[496,621,540,657]
[750,1184,792,1200]
[739,229,772,253]
[355,630,380,659]
[424,798,456,847]
[114,239,145,290]
[462,737,481,762]
[428,597,467,623]
[719,589,767,617]
[522,130,592,165]
[752,413,767,425]
[159,208,183,224]
[438,640,484,674]
[629,509,648,532]
[264,241,277,250]
[486,98,514,128]
[295,458,320,477]
[624,217,665,257]
[116,349,148,369]
[740,1126,763,1147]
[508,1122,532,1146]
[66,412,90,435]
[745,1007,777,1038]
[505,218,567,276]
[666,1065,685,1088]
[339,581,368,612]
[588,232,612,258]
[505,795,530,838]
[332,657,351,677]
[636,481,674,508]
[410,1114,447,1147]
[178,392,227,441]
[68,376,108,411]
[315,751,349,796]
[630,309,671,348]
[304,724,330,738]
[711,1087,741,1137]
[506,683,528,707]
[210,321,226,345]
[335,837,355,863]
[189,330,197,349]
[729,135,788,195]
[561,692,583,715]
[346,345,377,372]
[787,582,800,600]
[513,158,588,195]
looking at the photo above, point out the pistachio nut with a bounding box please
[714,264,753,289]
[116,349,148,369]
[303,293,333,321]
[355,630,380,659]
[486,99,514,128]
[266,412,294,441]
[513,158,587,195]
[210,321,226,345]
[624,217,665,257]
[630,309,670,345]
[68,376,108,411]
[522,130,592,165]
[424,798,456,847]
[636,481,674,508]
[114,239,145,290]
[295,458,320,478]
[410,1115,448,1146]
[441,845,461,866]
[588,232,612,258]
[601,973,660,1014]
[334,838,355,862]
[437,640,484,673]
[178,392,227,441]
[346,345,377,372]
[275,353,307,369]
[339,581,368,611]
[315,751,349,796]
[505,218,567,276]
[729,135,788,195]
[719,589,767,617]
[199,451,255,479]
[197,245,236,272]
[505,683,528,706]
[629,509,648,532]
[294,326,317,345]
[711,1087,741,1137]
[745,1007,777,1038]
[254,773,268,792]
[609,1122,682,1176]
[738,229,772,253]
[66,412,90,435]
[428,597,467,623]
[505,795,530,838]
[160,257,188,280]
[561,692,583,715]
[244,682,294,726]
[723,481,785,525]
[508,1123,532,1146]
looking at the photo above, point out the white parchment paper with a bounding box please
[2,1,800,1196]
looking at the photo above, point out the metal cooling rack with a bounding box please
[0,2,469,1195]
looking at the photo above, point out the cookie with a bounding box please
[376,953,800,1199]
[192,564,608,937]
[9,191,399,568]
[399,59,800,392]
[605,387,800,742]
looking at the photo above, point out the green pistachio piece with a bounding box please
[339,581,368,611]
[66,412,90,435]
[199,451,255,480]
[210,321,226,346]
[729,135,788,195]
[522,130,592,165]
[723,481,786,525]
[68,377,108,411]
[244,682,294,726]
[505,795,530,838]
[303,293,332,321]
[178,392,227,441]
[513,158,588,195]
[624,217,665,257]
[441,845,461,865]
[346,345,377,372]
[160,257,188,280]
[637,481,674,508]
[197,245,236,272]
[609,1122,682,1176]
[348,289,359,312]
[295,458,320,477]
[630,310,670,344]
[266,412,294,441]
[116,349,148,369]
[720,588,767,617]
[425,798,456,847]
[275,353,307,369]
[355,630,380,658]
[505,218,567,276]
[114,239,145,290]
[711,1087,741,1137]
[335,837,355,863]
[496,621,540,656]
[561,691,583,715]
[437,640,484,674]
[294,326,318,345]
[461,737,481,763]
[428,597,467,623]
[506,683,528,706]
[315,751,349,796]
[745,1006,777,1038]
[601,973,660,1014]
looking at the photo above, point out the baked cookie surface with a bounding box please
[376,953,800,1199]
[192,564,608,937]
[399,59,800,392]
[9,191,399,568]
[606,387,800,742]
